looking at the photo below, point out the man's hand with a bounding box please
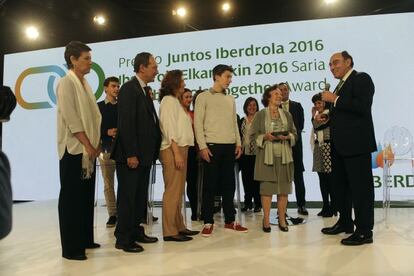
[321,91,338,103]
[235,146,242,159]
[199,148,213,163]
[107,128,117,138]
[127,156,139,169]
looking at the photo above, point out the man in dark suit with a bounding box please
[0,150,12,240]
[321,51,376,246]
[279,82,308,216]
[111,52,161,253]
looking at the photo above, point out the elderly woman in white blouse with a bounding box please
[159,70,200,242]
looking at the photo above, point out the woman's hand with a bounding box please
[86,145,100,160]
[174,152,185,170]
[277,135,290,141]
[264,132,276,141]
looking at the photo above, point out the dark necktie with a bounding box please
[143,86,157,120]
[143,86,152,100]
[333,80,344,95]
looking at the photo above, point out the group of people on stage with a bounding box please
[56,40,376,260]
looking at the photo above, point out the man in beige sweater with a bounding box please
[194,64,248,237]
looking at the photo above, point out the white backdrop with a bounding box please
[3,12,414,201]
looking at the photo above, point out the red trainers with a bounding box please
[201,224,214,237]
[224,222,248,233]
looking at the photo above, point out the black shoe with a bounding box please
[163,235,193,242]
[141,216,159,224]
[241,207,252,212]
[276,215,289,226]
[106,216,117,228]
[297,206,309,216]
[283,214,305,225]
[179,229,200,236]
[322,211,334,218]
[278,218,289,232]
[341,232,373,246]
[262,220,271,233]
[317,209,334,218]
[62,254,87,261]
[115,242,144,253]
[136,234,158,243]
[85,242,101,249]
[321,222,354,235]
[253,207,262,213]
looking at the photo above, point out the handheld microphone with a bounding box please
[324,83,331,91]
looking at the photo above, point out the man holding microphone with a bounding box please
[320,51,376,246]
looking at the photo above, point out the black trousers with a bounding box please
[317,172,334,211]
[115,163,150,245]
[186,146,198,218]
[292,140,306,207]
[202,144,236,224]
[331,144,374,234]
[239,154,261,208]
[58,151,95,257]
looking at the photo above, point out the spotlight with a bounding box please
[25,26,39,40]
[173,7,187,18]
[222,2,231,12]
[324,0,337,4]
[93,15,106,25]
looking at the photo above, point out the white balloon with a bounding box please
[383,126,413,156]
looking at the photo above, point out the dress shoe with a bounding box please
[253,207,262,213]
[321,222,354,235]
[115,242,144,253]
[241,206,252,212]
[278,219,289,232]
[62,254,87,261]
[262,220,271,233]
[85,242,101,249]
[317,209,334,218]
[341,232,373,246]
[141,216,159,224]
[106,216,117,227]
[163,235,193,242]
[136,234,158,243]
[179,229,200,236]
[297,206,309,216]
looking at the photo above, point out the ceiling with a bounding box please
[1,0,413,82]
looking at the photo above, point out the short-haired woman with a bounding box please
[239,97,261,213]
[311,93,335,217]
[159,70,199,242]
[56,41,101,260]
[250,85,297,232]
